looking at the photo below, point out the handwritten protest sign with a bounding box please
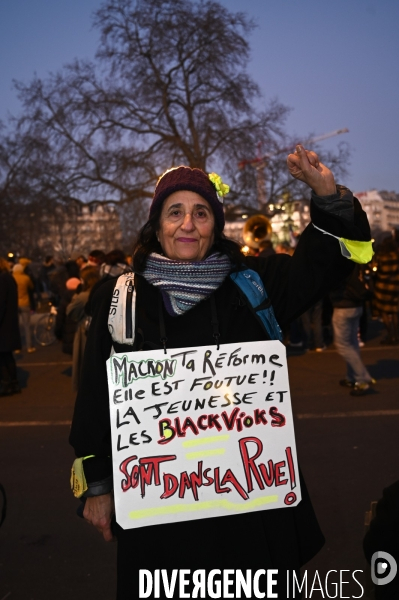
[106,340,301,530]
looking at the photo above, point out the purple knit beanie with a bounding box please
[150,166,225,230]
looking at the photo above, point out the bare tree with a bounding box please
[0,0,350,250]
[7,0,288,203]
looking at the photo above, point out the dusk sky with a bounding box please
[1,0,398,193]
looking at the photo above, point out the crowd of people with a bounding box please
[0,249,132,396]
[1,225,398,401]
[259,231,399,344]
[258,229,399,396]
[1,227,398,400]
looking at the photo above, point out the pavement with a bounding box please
[0,319,398,599]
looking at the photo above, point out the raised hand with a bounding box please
[287,145,336,196]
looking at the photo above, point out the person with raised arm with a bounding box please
[70,147,372,599]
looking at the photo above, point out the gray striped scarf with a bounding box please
[142,252,232,316]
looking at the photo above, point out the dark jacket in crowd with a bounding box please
[39,262,56,292]
[47,266,69,304]
[0,272,21,352]
[65,260,81,279]
[55,289,79,355]
[329,264,370,308]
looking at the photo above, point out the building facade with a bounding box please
[225,190,399,250]
[38,199,123,259]
[355,189,399,235]
[224,199,311,247]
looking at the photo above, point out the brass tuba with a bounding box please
[242,214,272,249]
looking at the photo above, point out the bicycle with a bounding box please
[34,303,58,346]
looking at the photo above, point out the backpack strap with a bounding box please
[108,269,282,345]
[108,273,136,345]
[230,269,283,342]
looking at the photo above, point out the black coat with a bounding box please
[55,290,78,355]
[0,271,21,352]
[329,264,371,308]
[70,191,370,597]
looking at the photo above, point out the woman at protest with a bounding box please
[69,146,372,599]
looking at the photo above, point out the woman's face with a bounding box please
[157,191,215,262]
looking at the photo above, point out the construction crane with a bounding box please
[238,128,349,208]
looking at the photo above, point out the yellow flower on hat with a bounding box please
[208,172,230,202]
